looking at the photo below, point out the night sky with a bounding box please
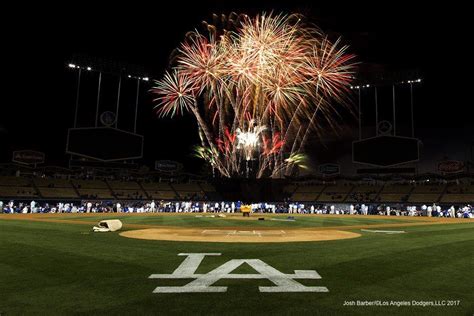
[2,1,470,172]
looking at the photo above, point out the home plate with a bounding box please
[361,229,406,234]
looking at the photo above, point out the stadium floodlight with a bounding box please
[406,79,422,84]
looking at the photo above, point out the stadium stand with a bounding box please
[72,179,114,199]
[290,183,325,201]
[34,178,79,198]
[140,182,177,200]
[0,186,39,198]
[199,182,216,192]
[408,193,442,203]
[107,180,147,200]
[345,184,383,203]
[440,182,474,203]
[377,183,413,203]
[317,183,353,202]
[171,182,206,199]
[439,194,474,203]
[107,180,141,190]
[76,188,115,199]
[0,171,472,205]
[198,182,222,200]
[72,179,109,189]
[283,184,298,195]
[0,176,39,198]
[407,182,445,203]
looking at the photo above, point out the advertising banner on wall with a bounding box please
[12,150,45,165]
[438,160,464,173]
[318,163,340,176]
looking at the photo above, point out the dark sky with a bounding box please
[2,1,471,171]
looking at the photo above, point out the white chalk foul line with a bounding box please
[361,229,406,234]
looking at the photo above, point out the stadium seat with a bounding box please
[72,179,109,189]
[77,188,114,199]
[317,183,353,202]
[439,194,474,204]
[0,186,39,198]
[408,193,441,203]
[38,188,79,198]
[0,176,38,198]
[107,180,141,190]
[0,176,31,186]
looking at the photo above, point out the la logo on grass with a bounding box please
[149,253,328,293]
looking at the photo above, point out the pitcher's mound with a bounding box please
[119,228,360,243]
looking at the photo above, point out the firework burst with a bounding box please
[153,71,196,117]
[152,12,356,178]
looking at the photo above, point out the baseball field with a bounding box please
[0,213,473,315]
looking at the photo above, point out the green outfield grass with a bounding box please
[0,216,473,315]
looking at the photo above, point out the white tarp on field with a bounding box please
[93,219,123,232]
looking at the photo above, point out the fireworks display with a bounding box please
[153,12,356,178]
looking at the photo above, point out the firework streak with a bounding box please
[153,13,355,178]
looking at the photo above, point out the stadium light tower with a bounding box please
[72,66,81,128]
[66,56,151,164]
[67,57,152,132]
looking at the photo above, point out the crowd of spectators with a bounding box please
[1,200,472,218]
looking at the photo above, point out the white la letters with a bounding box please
[149,253,328,293]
